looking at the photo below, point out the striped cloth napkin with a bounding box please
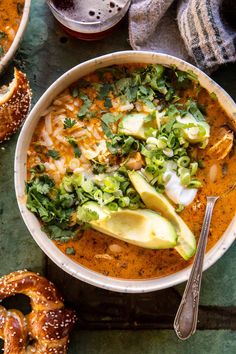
[129,0,236,72]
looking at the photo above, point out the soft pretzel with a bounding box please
[0,306,27,354]
[0,68,31,143]
[0,270,77,354]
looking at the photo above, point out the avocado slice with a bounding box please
[82,201,177,249]
[176,114,210,144]
[118,113,149,139]
[128,171,196,260]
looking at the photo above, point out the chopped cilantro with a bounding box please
[77,206,99,223]
[66,247,76,255]
[63,117,77,129]
[30,164,45,174]
[47,149,61,160]
[167,104,180,119]
[101,113,121,125]
[0,45,4,56]
[17,2,24,15]
[143,111,156,123]
[210,92,217,101]
[101,122,113,138]
[42,225,76,243]
[175,204,185,213]
[92,163,106,174]
[77,93,91,118]
[106,135,140,156]
[71,80,89,97]
[0,31,6,39]
[98,83,113,99]
[186,100,205,121]
[67,137,82,158]
[104,97,112,108]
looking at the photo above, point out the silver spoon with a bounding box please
[174,196,219,340]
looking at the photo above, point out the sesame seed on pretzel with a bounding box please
[0,270,77,354]
[0,306,27,354]
[0,68,32,143]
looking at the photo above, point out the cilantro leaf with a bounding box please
[101,122,113,138]
[42,225,76,242]
[66,247,76,255]
[101,113,121,125]
[77,206,99,223]
[0,31,6,39]
[67,137,82,158]
[106,135,140,156]
[104,97,112,108]
[186,100,205,121]
[77,93,92,118]
[98,83,113,99]
[47,149,61,160]
[64,118,77,129]
[100,113,121,138]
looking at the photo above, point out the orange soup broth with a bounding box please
[28,66,236,280]
[0,0,24,56]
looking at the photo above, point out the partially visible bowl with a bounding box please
[15,51,236,293]
[0,0,31,73]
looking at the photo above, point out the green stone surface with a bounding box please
[68,330,236,354]
[0,0,236,352]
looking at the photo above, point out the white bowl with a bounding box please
[0,0,31,73]
[15,51,236,293]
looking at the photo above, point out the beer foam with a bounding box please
[53,0,128,23]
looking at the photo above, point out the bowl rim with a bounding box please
[15,50,236,293]
[0,0,31,73]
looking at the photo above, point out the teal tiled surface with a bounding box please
[68,330,236,354]
[175,241,236,306]
[0,133,45,275]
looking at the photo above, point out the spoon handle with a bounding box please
[174,196,219,340]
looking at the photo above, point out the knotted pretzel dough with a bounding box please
[0,270,77,353]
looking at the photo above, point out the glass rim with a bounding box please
[47,0,131,31]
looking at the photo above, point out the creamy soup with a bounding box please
[26,64,236,279]
[0,0,24,58]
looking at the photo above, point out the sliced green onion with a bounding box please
[94,189,103,204]
[130,194,140,203]
[129,202,140,210]
[102,177,120,193]
[188,179,202,188]
[190,162,198,176]
[146,137,159,145]
[156,136,168,149]
[114,189,123,198]
[174,147,186,156]
[118,197,130,208]
[126,188,137,199]
[179,167,191,186]
[175,204,185,213]
[113,172,126,182]
[177,156,190,168]
[62,176,73,192]
[81,180,94,193]
[167,133,177,148]
[163,148,174,157]
[120,181,130,193]
[103,192,115,205]
[108,202,119,211]
[72,173,84,187]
